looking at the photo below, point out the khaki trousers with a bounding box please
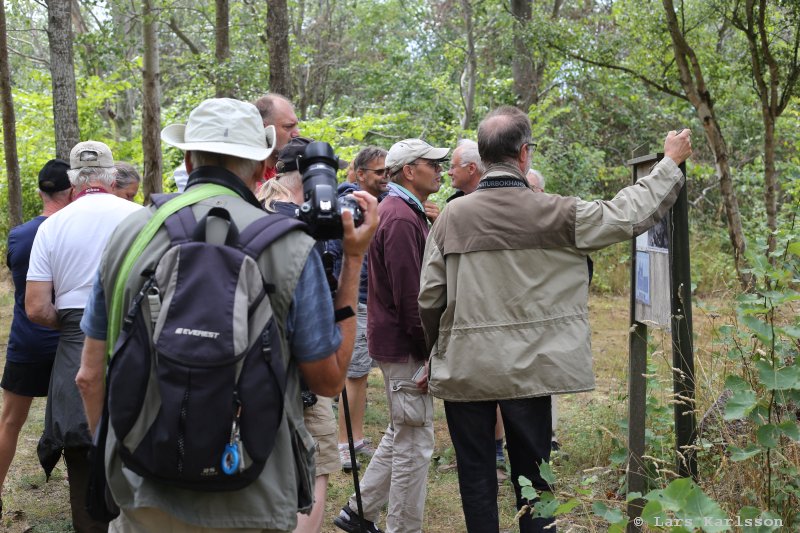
[348,358,434,533]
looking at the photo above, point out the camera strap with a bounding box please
[476,176,529,191]
[334,306,355,322]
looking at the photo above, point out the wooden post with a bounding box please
[626,153,696,530]
[669,162,697,480]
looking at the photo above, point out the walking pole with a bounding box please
[340,386,366,532]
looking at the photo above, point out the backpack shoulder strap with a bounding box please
[106,184,239,358]
[238,214,308,260]
[152,193,197,244]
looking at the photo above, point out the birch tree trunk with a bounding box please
[1,0,22,227]
[142,0,162,204]
[662,0,752,289]
[46,0,80,160]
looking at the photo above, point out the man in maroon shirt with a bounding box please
[334,139,448,533]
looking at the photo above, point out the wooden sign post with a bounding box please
[626,153,697,532]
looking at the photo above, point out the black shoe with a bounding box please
[333,504,383,533]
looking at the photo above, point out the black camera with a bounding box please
[297,141,363,240]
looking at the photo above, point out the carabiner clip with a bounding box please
[221,443,240,475]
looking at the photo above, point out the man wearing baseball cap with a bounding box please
[0,160,72,518]
[26,142,142,532]
[335,138,448,533]
[75,98,379,532]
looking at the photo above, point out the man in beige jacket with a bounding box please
[419,105,692,533]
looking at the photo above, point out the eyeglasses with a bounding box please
[362,167,388,176]
[519,141,537,154]
[410,160,447,171]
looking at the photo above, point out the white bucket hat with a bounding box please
[161,98,276,161]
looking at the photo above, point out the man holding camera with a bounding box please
[418,105,692,533]
[76,98,378,532]
[335,139,448,533]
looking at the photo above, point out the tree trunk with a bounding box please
[511,0,536,111]
[142,0,162,204]
[728,0,800,256]
[459,0,476,129]
[662,0,751,290]
[46,0,80,160]
[215,0,230,98]
[267,0,292,98]
[1,0,22,227]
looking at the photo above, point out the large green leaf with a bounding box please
[756,424,780,448]
[728,444,762,461]
[538,461,556,485]
[724,390,757,420]
[777,420,800,441]
[756,360,800,391]
[592,501,623,523]
[724,375,752,393]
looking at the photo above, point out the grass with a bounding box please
[1,269,795,531]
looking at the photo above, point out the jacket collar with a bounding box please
[481,162,530,186]
[185,166,263,209]
[387,182,426,216]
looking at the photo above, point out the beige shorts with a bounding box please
[303,395,338,476]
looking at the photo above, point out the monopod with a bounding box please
[340,386,366,532]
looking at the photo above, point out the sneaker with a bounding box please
[353,439,375,457]
[333,505,383,533]
[339,446,360,472]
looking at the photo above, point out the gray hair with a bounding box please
[353,146,388,171]
[251,93,292,125]
[67,167,117,189]
[114,162,141,189]
[477,106,531,165]
[456,139,485,174]
[189,151,262,182]
[528,169,545,190]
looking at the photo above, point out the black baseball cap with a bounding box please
[38,159,71,193]
[276,137,349,174]
[276,137,313,174]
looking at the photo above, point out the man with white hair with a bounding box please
[447,139,484,200]
[26,140,142,532]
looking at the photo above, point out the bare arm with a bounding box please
[299,191,379,396]
[25,281,59,329]
[75,336,107,437]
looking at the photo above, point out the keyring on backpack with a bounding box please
[221,443,240,475]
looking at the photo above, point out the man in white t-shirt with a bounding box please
[26,140,142,533]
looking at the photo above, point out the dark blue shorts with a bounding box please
[1,359,54,397]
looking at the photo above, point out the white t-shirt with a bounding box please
[27,192,143,310]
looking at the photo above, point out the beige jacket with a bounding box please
[418,158,684,401]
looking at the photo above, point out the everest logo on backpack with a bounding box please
[104,187,306,492]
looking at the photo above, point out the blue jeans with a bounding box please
[444,397,556,533]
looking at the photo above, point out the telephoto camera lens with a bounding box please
[298,141,362,240]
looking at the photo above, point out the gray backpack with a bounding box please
[106,199,305,491]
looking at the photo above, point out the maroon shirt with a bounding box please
[367,192,430,362]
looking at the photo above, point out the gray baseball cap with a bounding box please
[70,141,115,169]
[385,139,449,173]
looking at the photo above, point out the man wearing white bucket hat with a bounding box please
[76,98,379,532]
